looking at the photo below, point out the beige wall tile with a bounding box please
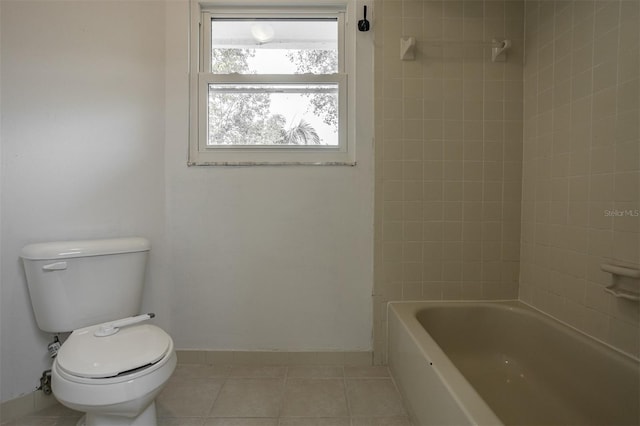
[373,0,623,362]
[520,0,639,358]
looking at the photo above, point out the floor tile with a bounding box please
[205,418,279,426]
[3,403,83,426]
[344,366,390,378]
[1,418,65,426]
[7,363,412,426]
[228,365,287,378]
[157,379,224,417]
[278,418,350,426]
[159,418,205,426]
[210,379,284,418]
[281,379,348,418]
[278,417,351,426]
[171,364,230,381]
[286,365,344,379]
[345,379,407,418]
[350,417,412,426]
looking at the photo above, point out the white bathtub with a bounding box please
[388,301,640,426]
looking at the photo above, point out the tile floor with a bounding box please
[3,364,412,426]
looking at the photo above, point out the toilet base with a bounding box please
[76,401,157,426]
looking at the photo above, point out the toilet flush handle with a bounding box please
[94,313,156,337]
[42,262,67,271]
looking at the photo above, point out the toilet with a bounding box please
[21,237,176,426]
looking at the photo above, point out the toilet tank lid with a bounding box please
[21,237,150,260]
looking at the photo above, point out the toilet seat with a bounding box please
[57,323,171,379]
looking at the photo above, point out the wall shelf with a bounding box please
[601,263,640,302]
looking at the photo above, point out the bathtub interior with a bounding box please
[414,302,640,426]
[389,301,640,425]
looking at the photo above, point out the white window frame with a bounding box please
[189,1,356,166]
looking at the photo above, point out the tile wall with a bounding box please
[520,0,640,357]
[373,0,525,362]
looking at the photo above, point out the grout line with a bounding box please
[277,365,290,419]
[342,364,352,419]
[204,365,228,418]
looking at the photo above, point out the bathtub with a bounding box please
[387,301,640,426]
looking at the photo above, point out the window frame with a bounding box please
[189,2,355,166]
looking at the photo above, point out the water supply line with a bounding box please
[38,336,61,395]
[38,370,52,395]
[47,336,61,358]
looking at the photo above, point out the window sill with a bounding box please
[187,160,357,167]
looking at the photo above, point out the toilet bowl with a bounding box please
[51,323,177,426]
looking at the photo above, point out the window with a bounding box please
[189,2,354,165]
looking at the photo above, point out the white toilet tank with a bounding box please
[21,237,151,333]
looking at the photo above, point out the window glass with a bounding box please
[211,19,338,74]
[207,83,339,146]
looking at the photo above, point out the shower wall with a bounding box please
[373,0,525,362]
[520,0,639,357]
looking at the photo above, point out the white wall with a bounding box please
[0,0,168,401]
[164,0,374,351]
[0,0,374,402]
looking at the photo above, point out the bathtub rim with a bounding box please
[388,299,639,364]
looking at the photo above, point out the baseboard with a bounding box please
[0,389,57,423]
[176,350,373,366]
